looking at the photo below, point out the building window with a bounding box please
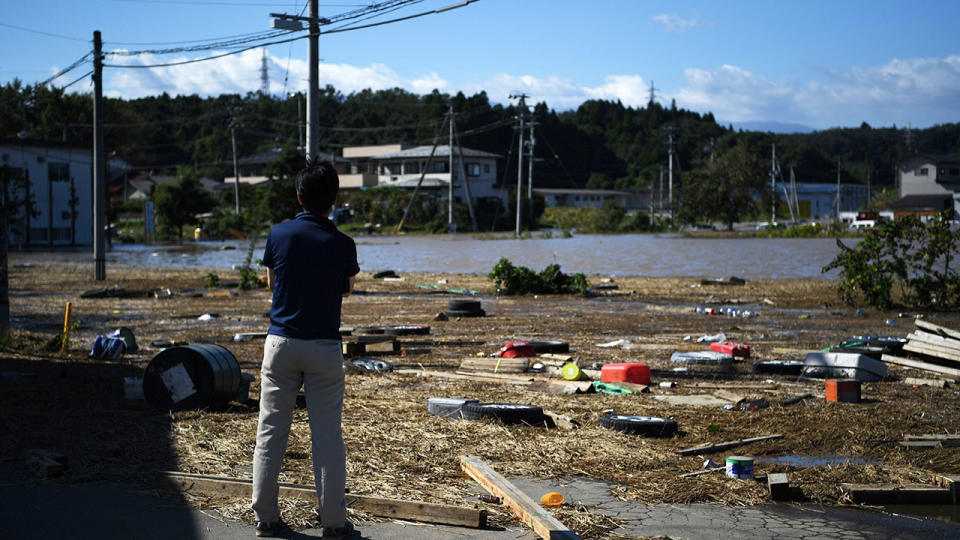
[48,162,70,182]
[918,167,929,176]
[431,161,449,173]
[404,162,420,174]
[483,163,490,173]
[466,163,481,177]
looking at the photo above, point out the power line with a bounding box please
[324,0,477,34]
[61,70,94,91]
[103,34,307,68]
[39,52,93,86]
[0,22,89,42]
[105,30,293,56]
[106,29,283,47]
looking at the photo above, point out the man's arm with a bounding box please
[267,268,275,290]
[342,275,355,298]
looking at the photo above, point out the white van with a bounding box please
[849,219,876,230]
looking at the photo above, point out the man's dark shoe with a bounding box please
[255,519,285,537]
[321,521,355,538]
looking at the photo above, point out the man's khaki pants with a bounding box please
[251,334,346,527]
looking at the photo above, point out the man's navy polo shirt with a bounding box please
[261,212,359,340]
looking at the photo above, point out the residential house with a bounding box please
[346,144,504,204]
[0,139,93,246]
[223,148,359,187]
[893,154,960,219]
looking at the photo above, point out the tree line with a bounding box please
[3,80,960,234]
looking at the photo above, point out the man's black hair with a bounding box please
[295,158,339,213]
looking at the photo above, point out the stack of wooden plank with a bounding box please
[881,320,960,379]
[458,357,530,374]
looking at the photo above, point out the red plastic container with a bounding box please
[497,341,535,358]
[825,379,861,403]
[710,341,751,358]
[600,363,651,385]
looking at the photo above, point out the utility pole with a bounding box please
[448,104,455,232]
[510,94,528,236]
[231,117,240,214]
[658,165,664,217]
[836,161,842,219]
[770,143,779,223]
[92,30,105,281]
[527,120,536,228]
[306,0,319,161]
[665,127,676,222]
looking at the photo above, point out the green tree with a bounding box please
[680,144,765,230]
[153,176,215,242]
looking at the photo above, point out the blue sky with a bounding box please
[2,0,959,131]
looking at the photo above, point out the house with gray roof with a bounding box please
[895,153,960,218]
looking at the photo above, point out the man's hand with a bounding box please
[267,268,275,290]
[342,275,355,298]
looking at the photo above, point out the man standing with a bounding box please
[252,159,359,538]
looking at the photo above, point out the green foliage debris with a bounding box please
[488,257,588,295]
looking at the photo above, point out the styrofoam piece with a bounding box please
[670,350,734,365]
[802,352,887,381]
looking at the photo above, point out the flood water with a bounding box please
[89,233,854,279]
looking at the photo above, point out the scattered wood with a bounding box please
[539,353,575,363]
[902,377,951,388]
[903,342,960,363]
[899,440,944,450]
[906,331,960,352]
[542,410,580,431]
[767,473,790,501]
[394,368,535,386]
[712,390,747,404]
[841,483,955,505]
[915,319,960,341]
[904,434,960,448]
[881,354,960,378]
[780,393,815,406]
[678,467,723,478]
[690,383,778,391]
[675,434,784,456]
[459,456,579,540]
[158,471,486,528]
[26,449,68,479]
[528,379,595,394]
[342,336,398,355]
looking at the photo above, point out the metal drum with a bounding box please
[143,344,241,411]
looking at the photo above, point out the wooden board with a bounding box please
[881,354,960,378]
[899,440,944,450]
[902,377,952,388]
[904,434,960,448]
[676,434,784,456]
[528,379,595,394]
[907,331,960,352]
[841,483,954,505]
[459,456,579,540]
[459,357,530,374]
[915,319,960,341]
[393,369,535,386]
[904,342,960,363]
[158,471,486,528]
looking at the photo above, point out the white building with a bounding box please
[344,144,504,203]
[534,188,650,211]
[894,154,960,218]
[1,140,93,246]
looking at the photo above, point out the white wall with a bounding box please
[1,144,93,246]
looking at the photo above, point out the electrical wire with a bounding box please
[106,29,283,47]
[324,0,476,34]
[60,70,94,91]
[105,30,294,56]
[39,52,93,86]
[0,22,89,42]
[104,34,308,68]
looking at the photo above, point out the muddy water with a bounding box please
[98,233,853,278]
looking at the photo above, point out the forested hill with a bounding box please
[3,80,959,190]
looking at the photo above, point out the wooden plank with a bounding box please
[841,483,954,505]
[712,390,747,404]
[881,354,960,378]
[528,380,595,394]
[675,434,784,456]
[678,467,724,478]
[459,456,579,540]
[904,342,960,363]
[915,319,960,341]
[158,471,486,528]
[899,440,944,450]
[907,331,960,352]
[904,434,960,448]
[691,383,778,390]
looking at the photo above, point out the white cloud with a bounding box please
[651,13,703,33]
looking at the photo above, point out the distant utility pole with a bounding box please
[510,93,529,235]
[770,143,780,223]
[836,161,842,219]
[259,48,270,94]
[648,80,659,106]
[231,116,240,214]
[527,120,536,227]
[448,104,455,232]
[664,126,676,222]
[92,30,106,281]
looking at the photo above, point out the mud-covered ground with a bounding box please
[3,255,959,538]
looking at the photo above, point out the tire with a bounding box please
[598,415,678,436]
[355,326,385,335]
[427,397,477,418]
[448,299,482,312]
[529,340,569,354]
[372,270,398,279]
[445,309,486,318]
[383,324,430,336]
[462,402,545,425]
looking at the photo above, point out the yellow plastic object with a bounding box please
[561,363,582,381]
[540,492,564,506]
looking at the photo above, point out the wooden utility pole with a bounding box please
[448,104,455,232]
[231,118,240,214]
[92,30,106,281]
[527,121,536,228]
[306,0,319,162]
[510,94,528,235]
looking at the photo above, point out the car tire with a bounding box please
[462,402,545,425]
[598,414,678,436]
[447,299,482,312]
[445,309,486,318]
[383,324,431,336]
[528,340,569,354]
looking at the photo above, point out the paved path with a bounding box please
[2,467,958,539]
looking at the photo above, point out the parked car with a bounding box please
[849,219,876,230]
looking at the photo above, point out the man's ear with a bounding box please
[297,193,304,208]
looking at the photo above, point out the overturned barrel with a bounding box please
[143,344,241,411]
